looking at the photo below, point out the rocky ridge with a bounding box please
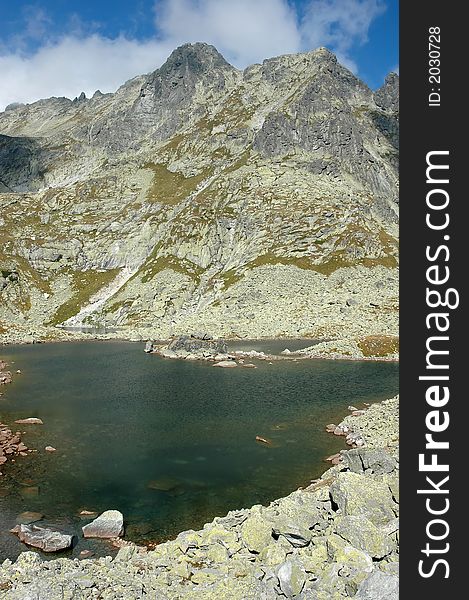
[0,396,399,599]
[1,43,398,354]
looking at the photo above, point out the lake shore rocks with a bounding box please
[0,422,31,475]
[0,395,399,599]
[149,334,231,363]
[10,524,73,552]
[82,510,124,539]
[0,360,12,386]
[13,417,43,425]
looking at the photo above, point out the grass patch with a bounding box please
[140,255,203,284]
[358,335,399,357]
[144,163,209,205]
[107,299,133,314]
[48,268,120,325]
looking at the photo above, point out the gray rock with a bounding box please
[330,472,396,526]
[213,360,237,368]
[355,570,399,599]
[277,559,306,597]
[272,516,312,548]
[341,448,398,475]
[144,340,154,353]
[11,523,73,552]
[82,509,124,538]
[240,514,273,552]
[335,515,394,559]
[167,335,227,355]
[191,331,213,340]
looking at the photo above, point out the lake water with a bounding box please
[0,341,398,560]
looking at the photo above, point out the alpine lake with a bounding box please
[0,340,398,560]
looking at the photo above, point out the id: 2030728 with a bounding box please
[428,26,441,107]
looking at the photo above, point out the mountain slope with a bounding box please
[0,43,398,349]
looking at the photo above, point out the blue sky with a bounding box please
[0,0,398,111]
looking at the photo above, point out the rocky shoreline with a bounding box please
[0,395,399,599]
[1,364,31,476]
[1,328,399,362]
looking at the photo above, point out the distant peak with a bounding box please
[73,91,87,103]
[160,42,234,74]
[384,72,399,84]
[374,73,399,112]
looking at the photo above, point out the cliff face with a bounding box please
[0,43,398,344]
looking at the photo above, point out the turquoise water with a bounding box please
[0,341,398,560]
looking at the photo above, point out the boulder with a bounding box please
[144,340,154,353]
[335,515,395,559]
[345,431,366,447]
[159,349,179,359]
[341,448,398,475]
[213,360,237,368]
[82,510,124,538]
[355,570,399,599]
[240,514,273,552]
[277,559,306,597]
[167,335,227,355]
[11,524,73,552]
[272,520,311,547]
[330,473,396,526]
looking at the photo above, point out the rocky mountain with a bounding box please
[0,43,398,350]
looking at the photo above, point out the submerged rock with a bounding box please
[11,524,73,552]
[14,418,43,425]
[147,477,180,491]
[82,510,124,538]
[16,511,44,525]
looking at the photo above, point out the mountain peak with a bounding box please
[159,42,234,76]
[374,72,399,112]
[312,46,338,62]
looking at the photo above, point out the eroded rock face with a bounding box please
[82,510,124,539]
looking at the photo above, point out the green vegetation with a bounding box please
[48,268,120,325]
[144,163,210,205]
[107,299,133,314]
[141,253,203,284]
[358,335,400,357]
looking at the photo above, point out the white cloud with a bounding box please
[0,36,174,111]
[155,0,300,67]
[300,0,386,73]
[0,0,387,111]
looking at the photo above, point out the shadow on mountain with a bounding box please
[0,134,46,193]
